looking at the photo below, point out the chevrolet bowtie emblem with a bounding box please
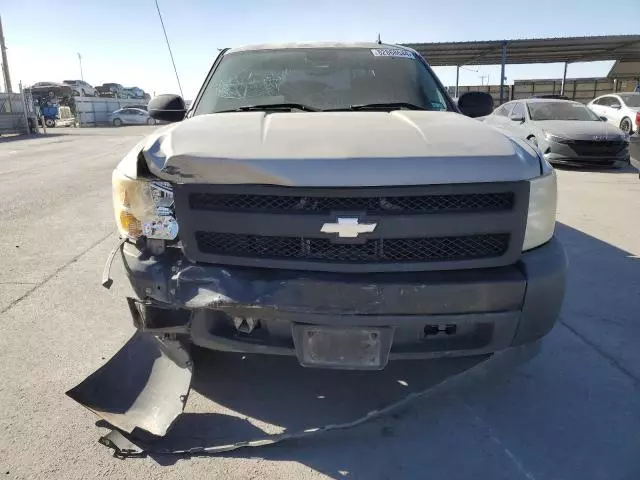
[320,217,377,238]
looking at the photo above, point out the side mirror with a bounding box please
[510,116,525,123]
[599,116,608,121]
[148,94,186,122]
[611,104,621,110]
[457,91,494,118]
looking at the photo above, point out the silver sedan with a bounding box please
[108,107,156,126]
[484,99,630,167]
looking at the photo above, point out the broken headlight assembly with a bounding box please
[112,169,179,241]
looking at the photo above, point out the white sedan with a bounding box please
[108,107,156,126]
[588,93,640,135]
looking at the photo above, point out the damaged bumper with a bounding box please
[66,332,192,437]
[68,238,564,441]
[123,237,567,368]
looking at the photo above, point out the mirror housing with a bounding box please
[148,94,186,122]
[510,116,525,123]
[599,116,608,121]
[611,103,622,110]
[457,91,494,118]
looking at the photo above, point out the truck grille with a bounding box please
[189,192,514,214]
[173,183,529,273]
[569,140,627,157]
[195,232,510,263]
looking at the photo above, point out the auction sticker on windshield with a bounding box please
[371,48,414,58]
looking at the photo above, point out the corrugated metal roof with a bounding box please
[402,35,640,66]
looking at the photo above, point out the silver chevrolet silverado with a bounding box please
[69,43,567,440]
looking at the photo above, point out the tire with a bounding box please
[112,118,123,127]
[619,117,633,134]
[44,118,55,128]
[146,118,156,125]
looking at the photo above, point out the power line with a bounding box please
[154,0,184,98]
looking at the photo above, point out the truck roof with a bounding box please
[226,42,414,54]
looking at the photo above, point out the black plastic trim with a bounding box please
[173,181,529,272]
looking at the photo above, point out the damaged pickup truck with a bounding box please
[69,43,567,444]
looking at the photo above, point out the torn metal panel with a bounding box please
[66,332,192,437]
[97,340,541,458]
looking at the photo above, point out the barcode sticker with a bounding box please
[371,48,414,59]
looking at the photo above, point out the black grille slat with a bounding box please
[568,140,627,157]
[195,232,509,263]
[189,192,514,214]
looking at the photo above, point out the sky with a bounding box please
[1,0,639,99]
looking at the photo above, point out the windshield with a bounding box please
[193,48,451,114]
[527,101,601,121]
[619,94,640,108]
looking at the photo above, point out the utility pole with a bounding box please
[479,74,488,86]
[0,15,13,93]
[78,53,84,82]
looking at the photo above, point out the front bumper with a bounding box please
[542,140,630,166]
[123,237,567,367]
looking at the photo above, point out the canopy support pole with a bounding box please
[560,62,568,96]
[499,42,507,104]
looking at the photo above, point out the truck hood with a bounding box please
[532,120,626,140]
[138,111,541,186]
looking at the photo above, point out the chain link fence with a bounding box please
[0,90,37,135]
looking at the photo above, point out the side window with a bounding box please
[593,97,603,105]
[494,103,514,117]
[599,97,613,107]
[510,102,524,118]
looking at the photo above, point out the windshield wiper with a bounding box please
[329,102,427,112]
[217,103,319,113]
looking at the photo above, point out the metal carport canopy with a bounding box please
[401,35,640,66]
[402,35,640,103]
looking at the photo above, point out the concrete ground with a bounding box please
[1,127,639,480]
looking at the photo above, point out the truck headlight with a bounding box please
[112,169,179,240]
[523,171,557,251]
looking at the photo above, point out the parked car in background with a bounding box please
[123,87,146,99]
[484,98,630,167]
[108,107,156,126]
[63,80,98,97]
[589,93,640,134]
[29,82,74,98]
[97,83,125,98]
